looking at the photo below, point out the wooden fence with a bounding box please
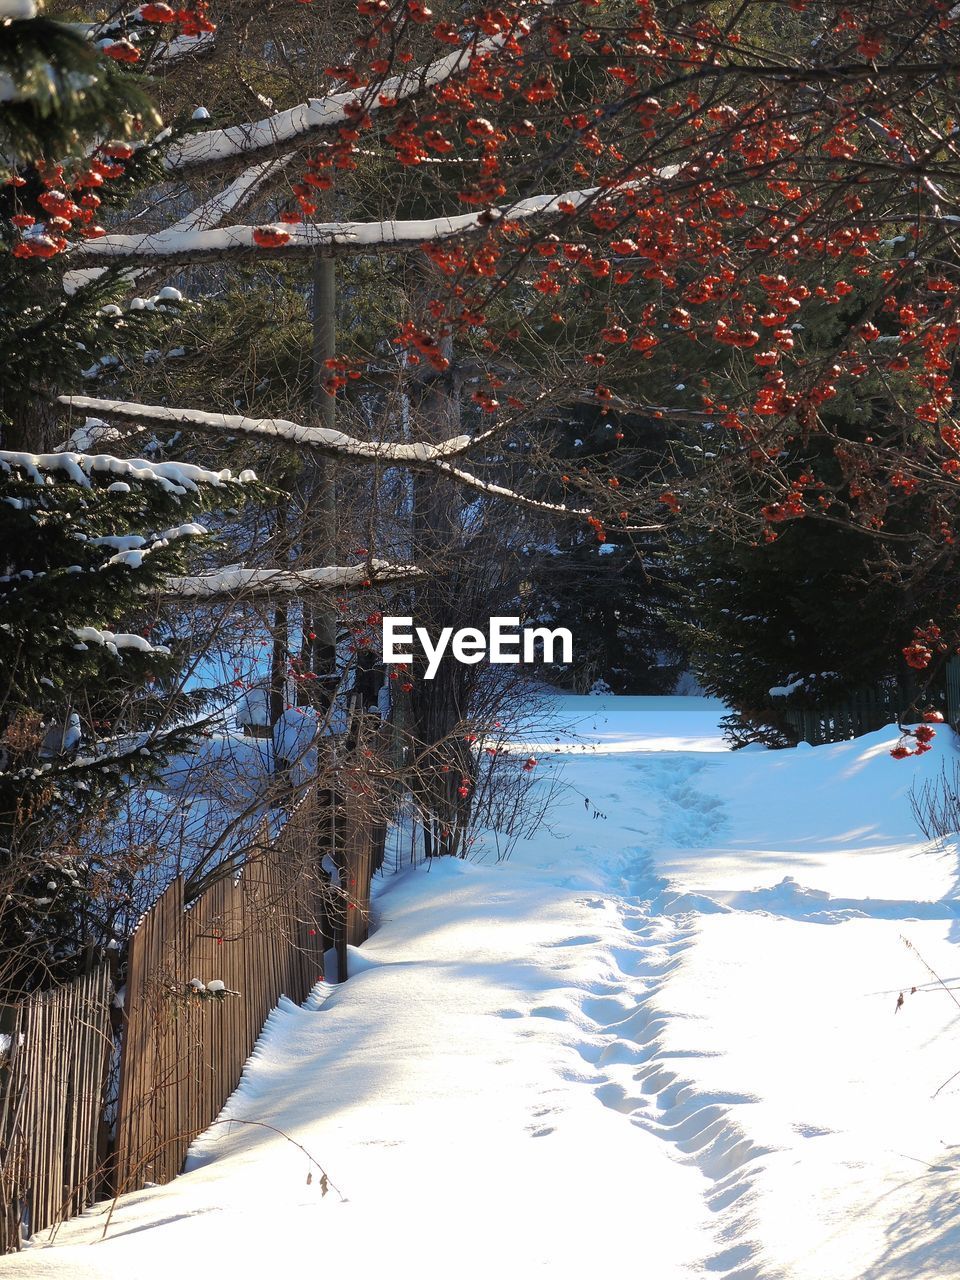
[112,790,328,1191]
[0,745,385,1251]
[772,656,960,747]
[0,965,114,1253]
[777,682,904,746]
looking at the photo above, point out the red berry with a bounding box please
[103,40,141,62]
[252,225,291,248]
[140,2,177,20]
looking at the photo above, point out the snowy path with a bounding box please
[6,697,960,1278]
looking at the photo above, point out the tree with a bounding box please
[64,0,960,587]
[10,0,960,923]
[529,404,689,693]
[0,447,265,993]
[0,3,366,990]
[672,520,934,743]
[672,398,959,742]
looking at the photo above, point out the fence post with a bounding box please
[0,1001,25,1252]
[947,656,960,729]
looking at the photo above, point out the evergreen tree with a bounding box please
[530,406,688,693]
[0,3,260,993]
[8,0,959,859]
[672,426,954,744]
[0,449,257,993]
[535,538,684,694]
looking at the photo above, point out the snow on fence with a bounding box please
[0,735,386,1252]
[0,964,114,1253]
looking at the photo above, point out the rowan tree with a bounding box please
[11,0,960,898]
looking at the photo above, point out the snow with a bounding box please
[71,627,171,656]
[157,31,214,62]
[769,675,806,696]
[0,449,257,496]
[273,707,318,786]
[67,182,647,266]
[434,459,600,515]
[9,696,960,1278]
[39,714,81,758]
[167,160,284,234]
[56,399,625,516]
[236,686,270,729]
[769,671,841,697]
[61,159,286,295]
[54,418,129,453]
[91,734,281,897]
[87,524,206,553]
[0,1,40,98]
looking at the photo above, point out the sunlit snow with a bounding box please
[10,696,959,1279]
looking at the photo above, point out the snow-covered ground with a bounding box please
[8,696,960,1279]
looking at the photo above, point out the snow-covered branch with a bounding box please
[430,460,663,531]
[65,184,630,270]
[63,156,291,295]
[163,562,423,601]
[175,157,291,231]
[71,626,171,656]
[60,396,473,462]
[163,34,510,173]
[58,397,663,530]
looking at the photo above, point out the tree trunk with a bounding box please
[299,253,339,711]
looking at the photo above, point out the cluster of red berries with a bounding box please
[890,712,943,759]
[902,622,947,672]
[6,149,134,258]
[102,4,214,63]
